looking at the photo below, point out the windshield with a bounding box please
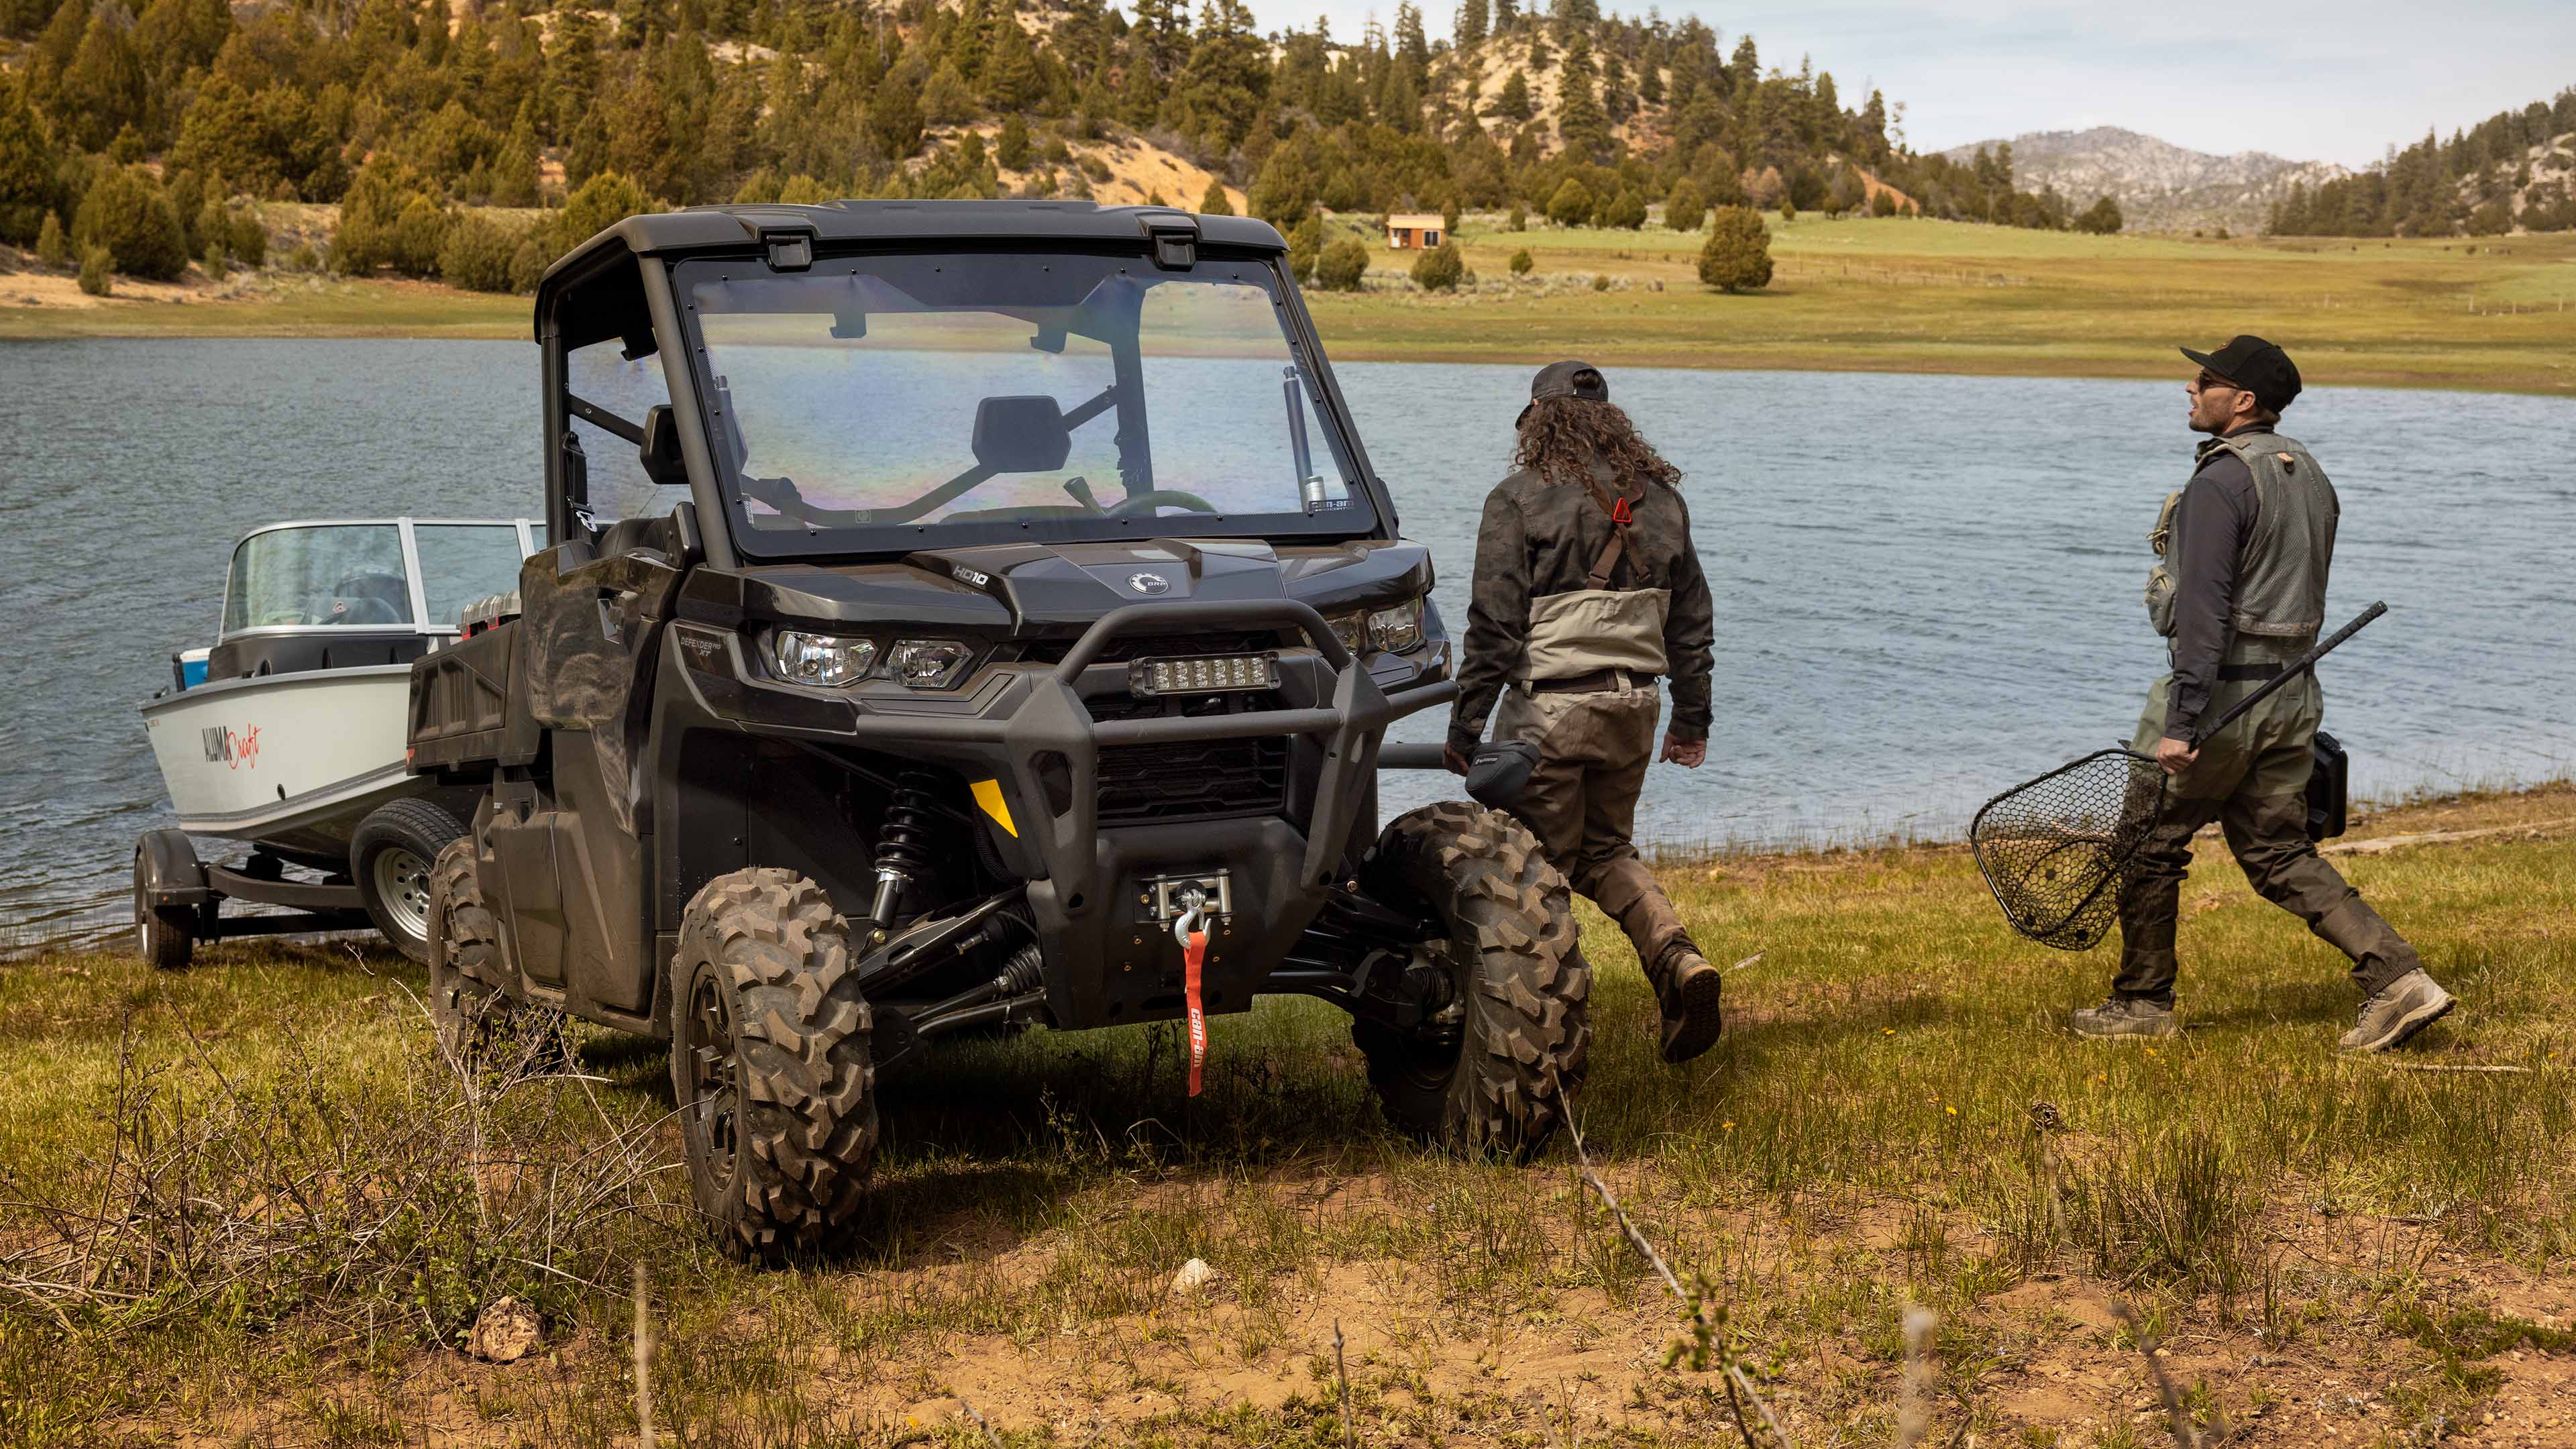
[674,251,1376,555]
[413,523,530,628]
[223,525,412,631]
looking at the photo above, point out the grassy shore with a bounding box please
[7,217,2574,394]
[4,784,2572,1446]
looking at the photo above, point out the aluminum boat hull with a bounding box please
[139,665,421,859]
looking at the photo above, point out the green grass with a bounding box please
[9,217,2575,395]
[1309,215,2576,396]
[3,784,2573,1445]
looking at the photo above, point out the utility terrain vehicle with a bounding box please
[409,201,1589,1255]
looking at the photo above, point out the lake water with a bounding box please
[4,339,2571,948]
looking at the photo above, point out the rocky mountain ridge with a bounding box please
[1940,125,2345,233]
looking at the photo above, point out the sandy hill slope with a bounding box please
[1941,125,2344,233]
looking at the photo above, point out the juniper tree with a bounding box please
[1697,204,1772,292]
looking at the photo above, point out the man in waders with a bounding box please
[2074,335,2454,1051]
[1446,362,1725,1063]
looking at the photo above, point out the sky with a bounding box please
[1236,0,2576,170]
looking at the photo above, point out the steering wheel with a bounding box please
[1104,489,1222,518]
[324,573,409,626]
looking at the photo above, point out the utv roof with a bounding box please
[535,199,1291,350]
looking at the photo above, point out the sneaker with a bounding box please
[2070,996,2180,1040]
[2339,969,2455,1053]
[1653,949,1724,1064]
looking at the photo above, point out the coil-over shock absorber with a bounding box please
[867,769,941,932]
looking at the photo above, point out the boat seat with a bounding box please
[595,513,676,563]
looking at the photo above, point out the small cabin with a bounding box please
[1385,213,1445,250]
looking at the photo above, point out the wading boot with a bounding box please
[1647,947,1724,1064]
[2339,969,2454,1053]
[2070,996,2180,1040]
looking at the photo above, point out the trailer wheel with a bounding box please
[353,799,467,963]
[425,839,559,1069]
[132,844,196,972]
[1350,802,1590,1157]
[671,869,879,1260]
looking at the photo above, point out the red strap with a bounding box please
[1184,928,1208,1097]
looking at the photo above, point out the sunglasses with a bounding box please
[2192,370,2243,393]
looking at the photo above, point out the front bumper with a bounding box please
[670,598,1454,1028]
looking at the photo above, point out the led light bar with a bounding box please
[1128,652,1281,698]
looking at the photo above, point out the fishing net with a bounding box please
[1968,747,2168,952]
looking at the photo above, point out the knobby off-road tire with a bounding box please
[354,798,468,963]
[425,838,561,1071]
[1352,802,1591,1157]
[671,869,879,1260]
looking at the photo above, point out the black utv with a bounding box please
[407,201,1591,1255]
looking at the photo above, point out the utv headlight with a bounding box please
[769,630,878,688]
[1367,599,1425,654]
[1329,611,1367,659]
[888,638,975,690]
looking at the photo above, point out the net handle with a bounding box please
[2188,601,2387,747]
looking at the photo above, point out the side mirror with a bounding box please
[639,404,688,488]
[971,395,1073,474]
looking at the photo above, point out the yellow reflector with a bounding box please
[970,777,1017,838]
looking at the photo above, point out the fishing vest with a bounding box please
[2145,429,2338,644]
[1517,466,1670,682]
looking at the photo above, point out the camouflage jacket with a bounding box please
[1448,461,1716,755]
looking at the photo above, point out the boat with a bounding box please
[133,517,539,968]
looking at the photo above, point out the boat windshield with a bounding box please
[223,525,414,631]
[672,250,1375,556]
[414,523,529,628]
[220,523,527,634]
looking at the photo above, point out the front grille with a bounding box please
[1016,631,1286,667]
[1098,736,1289,823]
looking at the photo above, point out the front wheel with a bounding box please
[671,869,879,1260]
[1351,802,1590,1156]
[353,798,467,963]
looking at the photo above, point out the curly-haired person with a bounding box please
[1445,362,1723,1063]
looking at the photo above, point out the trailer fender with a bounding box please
[137,828,211,907]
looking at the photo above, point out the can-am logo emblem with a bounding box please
[1128,572,1171,596]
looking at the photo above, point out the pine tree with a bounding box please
[1454,0,1487,50]
[36,210,70,266]
[997,113,1032,170]
[1409,238,1462,290]
[0,80,62,244]
[1697,204,1771,291]
[869,77,924,156]
[1545,174,1592,225]
[62,11,149,152]
[1491,69,1531,123]
[1601,184,1644,229]
[1197,178,1232,214]
[984,11,1042,109]
[73,164,189,280]
[921,60,977,125]
[1664,177,1705,231]
[1555,38,1610,160]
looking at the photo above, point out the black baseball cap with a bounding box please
[1518,360,1609,424]
[2180,335,2302,413]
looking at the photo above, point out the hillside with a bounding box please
[0,0,2125,305]
[1942,125,2343,233]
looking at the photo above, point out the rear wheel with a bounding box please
[132,843,196,972]
[354,799,467,963]
[1351,802,1590,1156]
[425,839,560,1070]
[671,869,879,1260]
